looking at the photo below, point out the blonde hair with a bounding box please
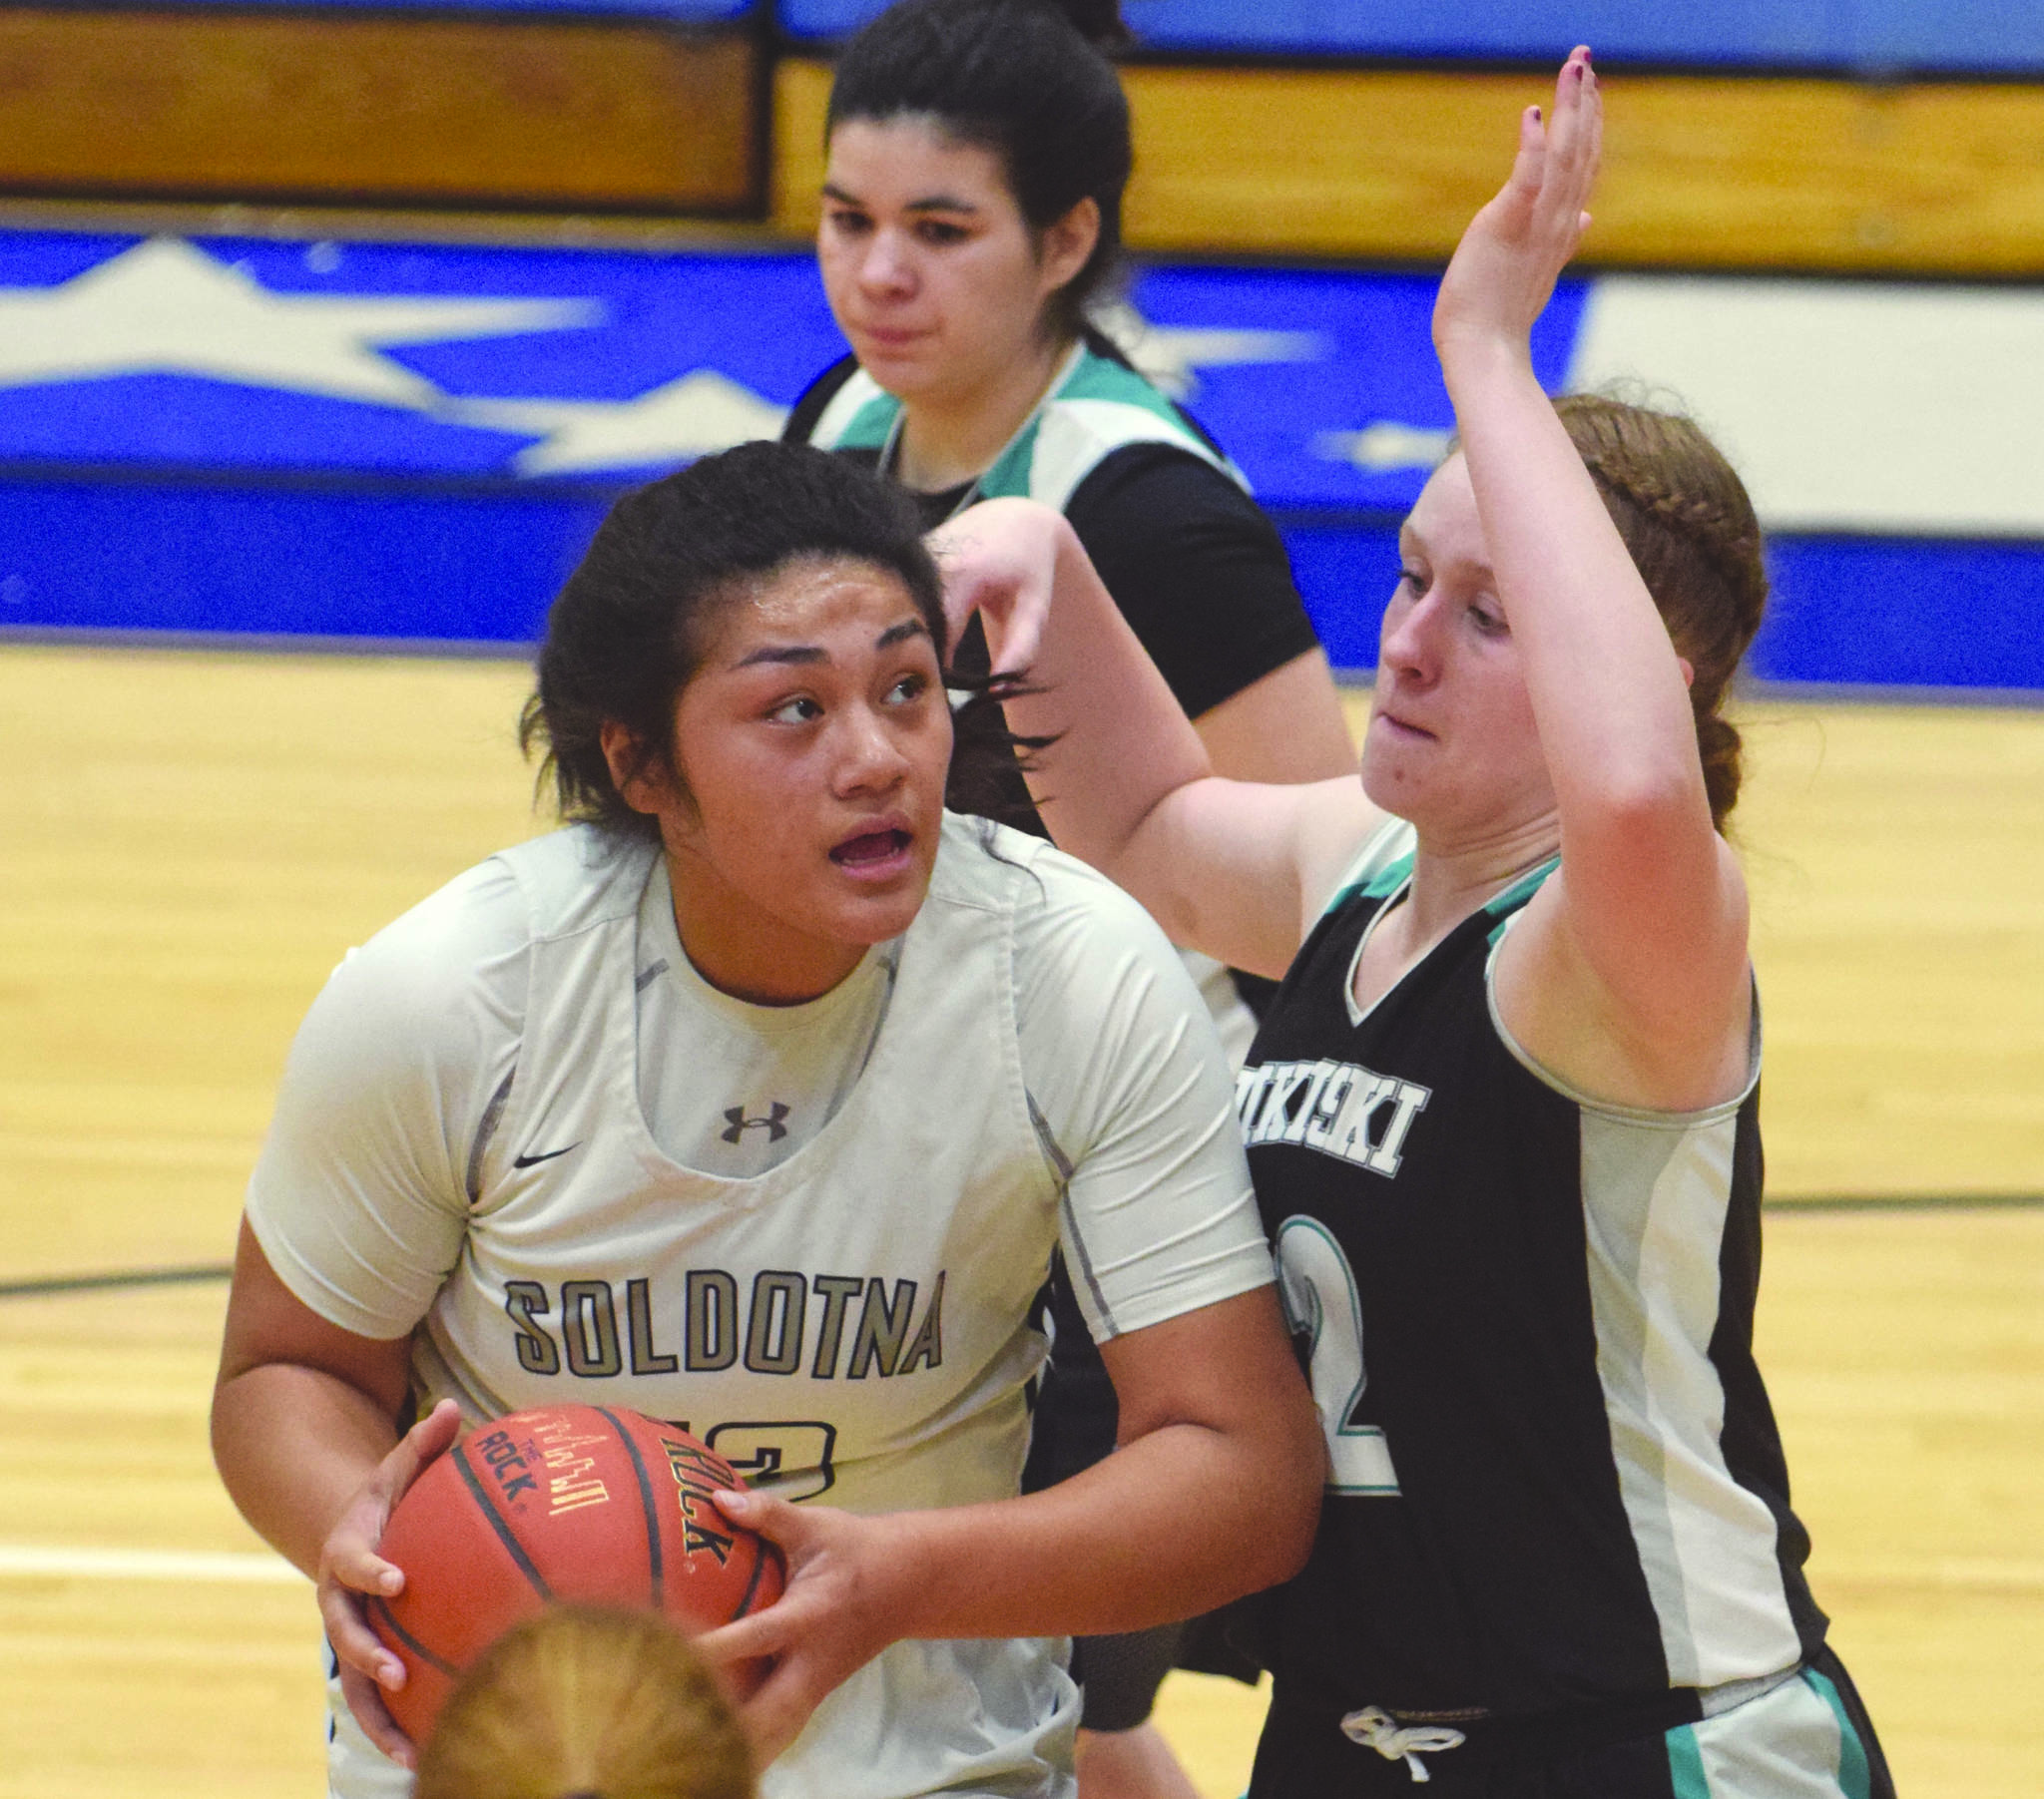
[413,1606,756,1799]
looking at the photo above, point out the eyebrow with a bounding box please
[731,617,930,670]
[820,183,980,215]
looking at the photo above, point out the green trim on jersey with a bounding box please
[805,342,1248,513]
[1804,1669,1875,1799]
[1485,854,1561,946]
[1357,852,1415,903]
[1666,1724,1713,1799]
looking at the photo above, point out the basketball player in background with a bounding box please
[785,7,1353,1786]
[210,442,1321,1799]
[937,50,1895,1796]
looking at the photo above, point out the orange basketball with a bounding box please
[367,1404,785,1744]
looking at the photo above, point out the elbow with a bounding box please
[1576,760,1710,840]
[1563,768,1715,880]
[1232,1397,1325,1597]
[1273,1407,1327,1582]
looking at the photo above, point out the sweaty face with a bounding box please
[633,557,952,1005]
[1360,455,1556,840]
[818,117,1070,409]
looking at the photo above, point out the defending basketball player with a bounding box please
[938,51,1896,1796]
[210,444,1321,1798]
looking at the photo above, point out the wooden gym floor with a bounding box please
[0,642,2038,1797]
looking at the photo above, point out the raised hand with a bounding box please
[1433,46,1602,367]
[315,1398,463,1768]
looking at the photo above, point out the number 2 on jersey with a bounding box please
[1274,1216,1400,1496]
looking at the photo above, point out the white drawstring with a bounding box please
[1340,1706,1468,1783]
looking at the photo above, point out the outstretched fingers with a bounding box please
[1540,49,1600,248]
[1433,45,1604,357]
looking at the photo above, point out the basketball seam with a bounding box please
[595,1405,664,1609]
[733,1532,780,1619]
[367,1594,462,1680]
[452,1442,556,1602]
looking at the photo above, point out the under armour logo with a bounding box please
[722,1103,790,1144]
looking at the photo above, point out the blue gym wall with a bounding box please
[2,230,2038,692]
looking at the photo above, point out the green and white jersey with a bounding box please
[803,338,1249,513]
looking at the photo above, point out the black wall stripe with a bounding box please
[452,1443,555,1602]
[368,1594,463,1680]
[596,1406,664,1608]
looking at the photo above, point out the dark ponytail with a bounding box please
[827,0,1132,339]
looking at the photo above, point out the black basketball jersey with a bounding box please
[1241,821,1826,1762]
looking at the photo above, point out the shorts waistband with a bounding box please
[1281,1663,1806,1775]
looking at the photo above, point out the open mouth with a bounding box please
[829,828,913,867]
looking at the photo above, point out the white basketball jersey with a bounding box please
[257,813,1274,1799]
[412,822,1061,1517]
[422,821,1074,1795]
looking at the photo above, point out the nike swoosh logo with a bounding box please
[512,1143,580,1169]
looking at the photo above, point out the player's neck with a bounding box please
[1402,819,1558,944]
[893,336,1073,495]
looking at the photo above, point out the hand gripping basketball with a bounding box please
[318,1398,465,1770]
[694,1486,918,1766]
[360,1404,786,1754]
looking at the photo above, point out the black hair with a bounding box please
[520,440,1036,837]
[827,0,1132,340]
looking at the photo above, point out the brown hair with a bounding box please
[827,0,1133,341]
[413,1606,756,1799]
[1552,393,1769,830]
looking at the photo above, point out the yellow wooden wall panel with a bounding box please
[774,58,2044,273]
[0,9,760,211]
[771,54,835,236]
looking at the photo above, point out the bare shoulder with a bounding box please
[1492,840,1755,1115]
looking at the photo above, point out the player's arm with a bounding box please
[212,1219,413,1576]
[1061,449,1356,786]
[936,498,1383,973]
[1436,54,1751,1107]
[212,1221,460,1769]
[702,1289,1317,1763]
[211,889,501,1766]
[697,874,1322,1759]
[1194,647,1355,783]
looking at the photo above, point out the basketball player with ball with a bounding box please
[210,444,1322,1799]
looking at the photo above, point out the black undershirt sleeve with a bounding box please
[780,354,859,444]
[1062,445,1321,722]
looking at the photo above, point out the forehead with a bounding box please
[1402,453,1484,557]
[824,115,1013,208]
[704,556,927,660]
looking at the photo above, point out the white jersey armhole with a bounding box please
[1482,912,1764,1127]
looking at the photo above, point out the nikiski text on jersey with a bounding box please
[1236,1058,1431,1175]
